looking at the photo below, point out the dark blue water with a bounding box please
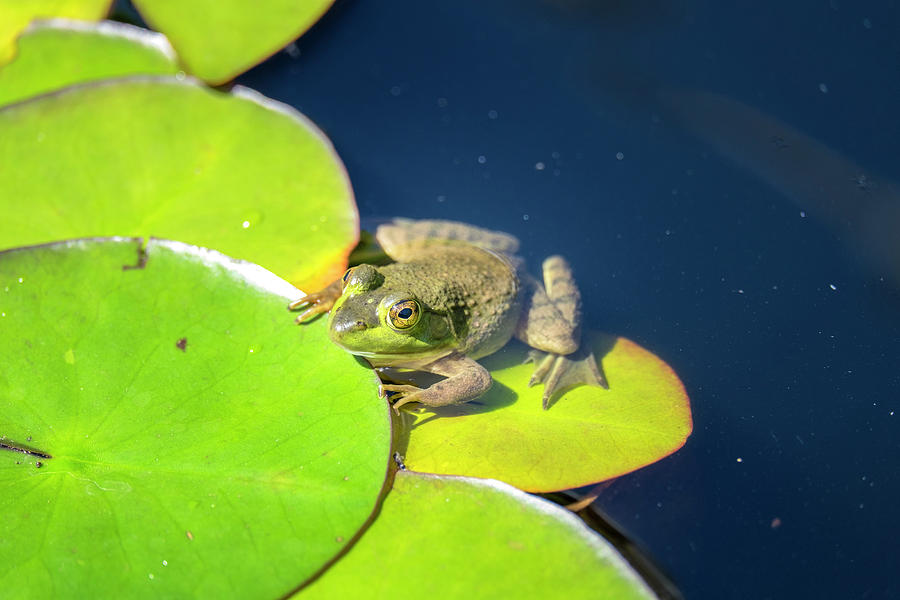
[238,2,900,597]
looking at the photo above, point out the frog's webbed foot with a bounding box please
[525,348,608,410]
[287,279,342,324]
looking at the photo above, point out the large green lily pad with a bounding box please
[0,0,110,65]
[0,238,390,597]
[133,0,336,84]
[0,19,178,107]
[0,77,357,291]
[301,472,655,599]
[401,333,692,492]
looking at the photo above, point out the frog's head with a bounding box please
[328,264,455,363]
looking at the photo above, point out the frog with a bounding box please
[289,218,607,410]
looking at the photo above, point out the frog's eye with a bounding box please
[341,268,354,291]
[387,300,420,330]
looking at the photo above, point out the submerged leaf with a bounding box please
[401,333,692,492]
[0,238,390,597]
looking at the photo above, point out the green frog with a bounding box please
[289,219,607,410]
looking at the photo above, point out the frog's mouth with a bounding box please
[331,334,455,368]
[352,348,456,369]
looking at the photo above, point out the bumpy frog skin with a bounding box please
[289,219,607,410]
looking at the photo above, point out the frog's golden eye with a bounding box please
[388,300,420,330]
[341,268,354,291]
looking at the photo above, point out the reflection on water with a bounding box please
[662,89,900,291]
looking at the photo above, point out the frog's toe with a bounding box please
[293,302,332,324]
[525,350,556,387]
[527,349,608,410]
[288,279,343,324]
[379,383,423,412]
[379,383,420,397]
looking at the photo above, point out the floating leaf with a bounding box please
[132,0,336,84]
[0,20,178,107]
[0,238,390,597]
[0,77,357,291]
[401,333,692,492]
[301,472,655,599]
[0,0,110,65]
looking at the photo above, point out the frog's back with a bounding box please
[377,219,522,359]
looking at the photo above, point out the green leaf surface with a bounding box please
[300,471,655,599]
[0,238,390,597]
[0,0,110,65]
[401,333,693,492]
[132,0,336,84]
[0,20,178,107]
[0,77,357,291]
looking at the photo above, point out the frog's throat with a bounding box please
[344,348,456,369]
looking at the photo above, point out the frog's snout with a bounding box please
[333,318,368,333]
[330,304,377,335]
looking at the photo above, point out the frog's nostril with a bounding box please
[333,315,368,334]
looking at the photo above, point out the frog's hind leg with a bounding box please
[376,218,520,260]
[515,256,582,354]
[516,256,608,409]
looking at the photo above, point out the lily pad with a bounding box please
[0,238,390,597]
[0,0,110,65]
[401,333,692,492]
[0,19,178,107]
[132,0,336,84]
[0,76,357,291]
[301,472,655,599]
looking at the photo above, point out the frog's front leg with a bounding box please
[287,278,342,323]
[381,354,492,411]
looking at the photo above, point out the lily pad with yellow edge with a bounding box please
[400,333,692,492]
